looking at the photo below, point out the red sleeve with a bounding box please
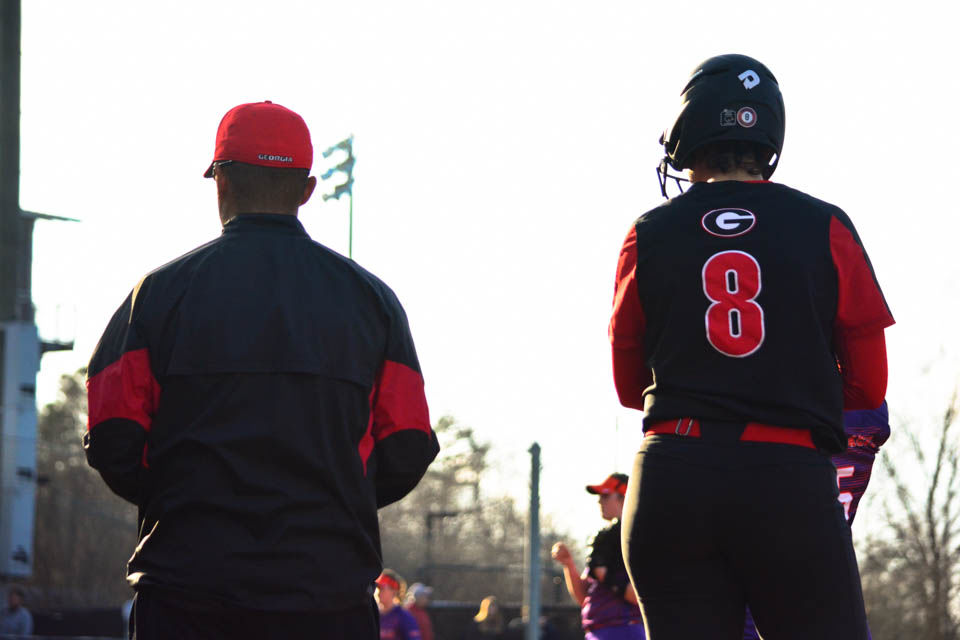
[357,360,433,473]
[356,293,439,507]
[370,360,432,443]
[836,329,887,410]
[87,348,161,434]
[84,288,160,503]
[613,349,652,410]
[609,227,644,348]
[830,217,895,335]
[610,226,653,409]
[359,359,438,507]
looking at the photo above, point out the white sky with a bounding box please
[19,0,960,548]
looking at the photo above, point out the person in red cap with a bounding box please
[84,101,439,640]
[376,570,421,640]
[551,473,645,640]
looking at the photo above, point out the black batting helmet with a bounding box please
[660,54,785,180]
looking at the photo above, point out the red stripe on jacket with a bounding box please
[86,348,161,432]
[358,384,378,474]
[358,360,431,473]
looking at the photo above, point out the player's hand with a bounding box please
[551,542,572,564]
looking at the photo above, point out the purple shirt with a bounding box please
[581,520,645,635]
[380,605,421,640]
[581,572,645,633]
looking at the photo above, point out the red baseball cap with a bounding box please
[375,573,400,591]
[586,473,629,496]
[203,101,313,178]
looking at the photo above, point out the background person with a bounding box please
[551,473,644,639]
[0,587,33,636]
[504,606,559,640]
[463,596,505,640]
[84,101,438,640]
[377,570,421,640]
[404,583,435,640]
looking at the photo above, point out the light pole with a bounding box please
[0,1,75,582]
[320,136,355,258]
[526,443,542,640]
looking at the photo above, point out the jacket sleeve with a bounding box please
[610,225,653,409]
[362,291,439,508]
[83,279,161,504]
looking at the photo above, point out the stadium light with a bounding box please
[320,135,355,258]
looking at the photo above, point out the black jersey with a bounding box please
[586,520,630,593]
[610,181,893,451]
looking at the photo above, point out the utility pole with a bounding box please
[525,443,542,640]
[0,0,74,581]
[423,510,459,586]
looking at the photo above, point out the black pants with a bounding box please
[131,587,380,640]
[622,427,869,640]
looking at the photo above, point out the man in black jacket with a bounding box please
[85,101,439,640]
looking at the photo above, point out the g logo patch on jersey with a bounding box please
[702,208,757,238]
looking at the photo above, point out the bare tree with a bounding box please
[378,415,574,604]
[859,392,960,639]
[27,370,137,608]
[26,391,571,609]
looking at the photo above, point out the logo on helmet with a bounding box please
[736,107,757,128]
[702,208,757,238]
[738,70,760,89]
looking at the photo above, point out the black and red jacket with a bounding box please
[610,181,894,451]
[84,214,438,611]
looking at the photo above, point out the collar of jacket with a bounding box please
[222,214,307,235]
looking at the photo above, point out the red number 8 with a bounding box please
[702,250,765,357]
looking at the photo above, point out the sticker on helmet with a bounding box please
[737,107,757,128]
[738,70,760,89]
[701,208,757,238]
[721,109,737,127]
